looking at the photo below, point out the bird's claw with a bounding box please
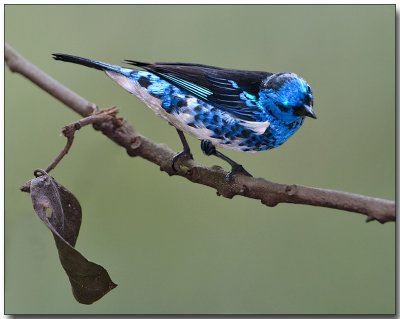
[226,164,253,181]
[200,140,216,156]
[172,151,194,172]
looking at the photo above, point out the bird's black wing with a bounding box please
[124,60,273,121]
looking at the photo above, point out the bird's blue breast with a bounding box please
[122,70,303,152]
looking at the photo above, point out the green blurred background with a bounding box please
[5,5,395,314]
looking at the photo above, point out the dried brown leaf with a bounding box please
[30,174,117,304]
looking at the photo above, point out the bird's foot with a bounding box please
[200,139,216,156]
[201,139,252,180]
[172,150,193,172]
[226,164,253,181]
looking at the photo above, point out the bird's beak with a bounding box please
[303,104,317,119]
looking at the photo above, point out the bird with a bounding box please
[52,54,316,178]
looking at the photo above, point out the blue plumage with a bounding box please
[52,54,316,177]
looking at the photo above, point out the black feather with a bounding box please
[123,60,151,67]
[52,53,113,72]
[123,61,274,121]
[124,60,225,69]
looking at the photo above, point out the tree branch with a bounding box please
[5,43,395,224]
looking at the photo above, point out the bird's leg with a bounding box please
[200,140,252,179]
[172,129,194,172]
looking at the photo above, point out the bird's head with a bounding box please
[259,73,316,122]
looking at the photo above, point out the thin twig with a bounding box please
[6,43,395,224]
[45,126,75,174]
[45,107,119,173]
[20,107,120,191]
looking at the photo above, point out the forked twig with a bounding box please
[45,107,119,173]
[20,107,120,192]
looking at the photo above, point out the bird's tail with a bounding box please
[52,53,131,76]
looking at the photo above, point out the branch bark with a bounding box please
[5,43,395,224]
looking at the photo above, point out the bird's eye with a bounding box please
[275,102,289,112]
[304,95,311,106]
